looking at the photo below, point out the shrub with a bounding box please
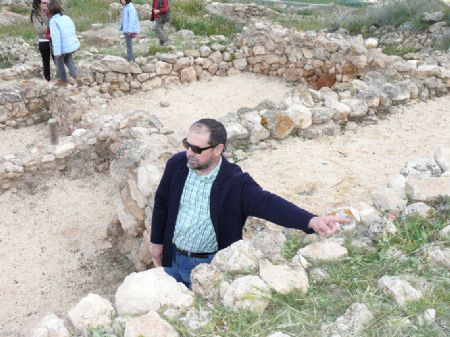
[383,43,420,56]
[64,0,119,32]
[9,4,29,15]
[171,0,240,37]
[147,45,172,56]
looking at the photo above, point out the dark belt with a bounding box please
[175,246,216,258]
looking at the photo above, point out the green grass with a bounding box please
[383,43,420,56]
[171,0,240,37]
[147,45,172,56]
[9,4,30,15]
[167,201,449,337]
[65,0,119,32]
[281,232,303,260]
[0,21,36,41]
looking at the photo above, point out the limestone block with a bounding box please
[298,239,348,262]
[233,58,247,70]
[239,110,270,144]
[250,230,286,260]
[341,98,368,118]
[155,61,172,75]
[324,99,351,122]
[180,67,197,83]
[177,57,193,69]
[311,106,334,124]
[261,109,296,139]
[137,164,161,198]
[68,293,115,333]
[124,311,179,337]
[29,314,69,337]
[191,263,224,301]
[222,275,270,313]
[223,121,249,144]
[259,260,309,294]
[404,202,432,217]
[142,77,162,91]
[372,187,407,212]
[401,158,442,178]
[212,240,263,274]
[285,104,312,129]
[298,120,340,139]
[405,176,450,202]
[115,198,140,237]
[159,53,177,64]
[378,275,423,306]
[115,268,194,316]
[209,51,223,63]
[199,45,212,57]
[101,55,131,73]
[435,145,450,172]
[322,302,373,337]
[54,142,75,159]
[426,246,450,268]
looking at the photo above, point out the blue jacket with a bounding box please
[49,14,80,57]
[151,152,316,267]
[120,3,140,33]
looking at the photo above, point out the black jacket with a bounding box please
[151,152,316,267]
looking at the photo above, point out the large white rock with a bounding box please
[404,202,432,217]
[405,177,450,202]
[378,275,423,307]
[54,142,75,159]
[426,246,450,267]
[124,311,179,337]
[372,187,407,212]
[323,302,373,337]
[259,260,309,294]
[191,263,224,301]
[250,230,286,261]
[222,275,270,313]
[400,158,442,178]
[212,240,263,274]
[239,110,270,144]
[298,239,348,262]
[68,293,115,333]
[434,145,450,172]
[115,268,194,316]
[30,314,69,337]
[101,55,132,73]
[137,164,162,198]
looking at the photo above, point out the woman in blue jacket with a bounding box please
[48,0,80,86]
[119,0,140,61]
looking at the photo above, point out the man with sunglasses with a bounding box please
[150,118,348,288]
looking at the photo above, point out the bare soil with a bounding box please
[1,73,449,336]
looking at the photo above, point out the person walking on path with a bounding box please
[31,0,52,81]
[119,0,140,62]
[150,118,349,288]
[48,0,80,87]
[150,0,170,46]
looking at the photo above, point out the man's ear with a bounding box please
[215,143,225,155]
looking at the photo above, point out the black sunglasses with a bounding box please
[182,138,217,154]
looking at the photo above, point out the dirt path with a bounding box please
[1,73,449,336]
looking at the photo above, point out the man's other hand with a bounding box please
[150,243,163,266]
[308,216,350,237]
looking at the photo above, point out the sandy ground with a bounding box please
[1,73,450,336]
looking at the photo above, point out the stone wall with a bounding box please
[206,2,277,21]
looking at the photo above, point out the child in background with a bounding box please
[119,0,140,62]
[48,0,80,86]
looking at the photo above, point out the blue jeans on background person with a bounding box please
[164,245,216,289]
[55,53,77,81]
[124,33,134,61]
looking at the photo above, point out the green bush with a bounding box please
[383,43,420,56]
[335,0,448,34]
[65,0,119,32]
[171,0,240,37]
[9,4,30,15]
[147,45,172,56]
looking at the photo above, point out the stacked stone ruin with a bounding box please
[1,3,449,335]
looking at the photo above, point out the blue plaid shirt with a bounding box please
[173,158,222,252]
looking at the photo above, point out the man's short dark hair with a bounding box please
[191,118,227,148]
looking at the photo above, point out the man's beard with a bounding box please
[187,156,213,171]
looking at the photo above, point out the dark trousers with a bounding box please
[38,41,52,81]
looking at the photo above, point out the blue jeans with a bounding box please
[124,33,134,61]
[55,53,77,81]
[164,246,215,288]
